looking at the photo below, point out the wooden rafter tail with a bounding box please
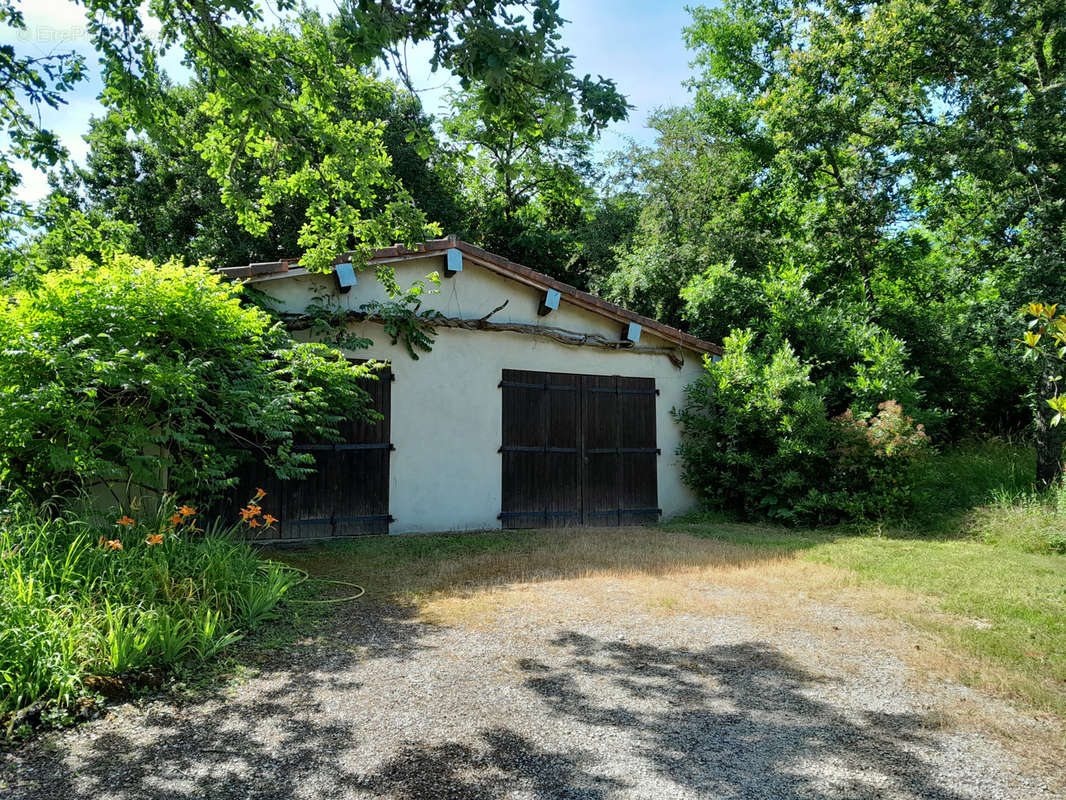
[282,306,686,369]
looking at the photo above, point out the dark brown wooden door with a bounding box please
[229,365,392,540]
[500,369,659,529]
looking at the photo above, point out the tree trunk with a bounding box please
[1035,358,1065,490]
[854,239,877,309]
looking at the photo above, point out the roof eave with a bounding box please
[223,238,723,357]
[365,239,722,356]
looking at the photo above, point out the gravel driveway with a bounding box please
[5,572,1062,800]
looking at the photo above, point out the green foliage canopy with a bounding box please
[29,73,463,276]
[0,1,627,273]
[0,253,377,501]
[677,330,929,524]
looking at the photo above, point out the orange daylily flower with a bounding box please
[167,512,183,528]
[263,514,278,528]
[115,515,136,527]
[145,533,164,546]
[178,505,196,518]
[247,518,262,528]
[239,504,261,521]
[253,488,267,501]
[104,539,123,551]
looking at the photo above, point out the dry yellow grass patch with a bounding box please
[404,527,783,592]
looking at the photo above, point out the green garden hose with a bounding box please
[263,562,366,604]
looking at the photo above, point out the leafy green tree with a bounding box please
[440,53,628,280]
[0,0,623,271]
[570,186,643,292]
[17,191,136,283]
[685,0,909,311]
[0,1,86,230]
[443,99,596,277]
[29,71,463,274]
[868,0,1066,306]
[616,0,1055,438]
[680,260,925,420]
[603,106,783,324]
[0,254,377,502]
[676,329,833,524]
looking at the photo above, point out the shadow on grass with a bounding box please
[9,623,976,799]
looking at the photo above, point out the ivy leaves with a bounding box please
[359,296,444,361]
[301,272,443,360]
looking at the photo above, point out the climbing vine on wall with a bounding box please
[359,295,444,360]
[303,298,375,351]
[296,272,443,359]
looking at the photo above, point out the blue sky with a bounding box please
[3,0,705,203]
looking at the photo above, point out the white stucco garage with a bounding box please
[221,238,721,536]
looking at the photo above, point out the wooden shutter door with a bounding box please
[616,376,659,525]
[227,365,392,540]
[581,374,624,526]
[500,369,658,529]
[499,369,581,529]
[332,366,392,536]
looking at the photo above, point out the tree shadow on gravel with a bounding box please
[8,614,984,800]
[7,605,615,800]
[10,687,617,800]
[358,727,624,800]
[518,631,972,800]
[6,599,439,800]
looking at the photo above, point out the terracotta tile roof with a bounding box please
[220,237,722,356]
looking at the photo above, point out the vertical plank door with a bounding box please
[226,364,392,541]
[500,369,658,529]
[499,369,582,529]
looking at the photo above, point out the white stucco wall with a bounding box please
[251,254,708,533]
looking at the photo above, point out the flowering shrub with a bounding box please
[828,401,930,519]
[0,253,378,502]
[677,330,931,524]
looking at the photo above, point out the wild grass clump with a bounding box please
[970,485,1066,555]
[896,439,1065,553]
[902,439,1034,528]
[0,495,298,723]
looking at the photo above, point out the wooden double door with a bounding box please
[228,365,392,540]
[499,369,660,529]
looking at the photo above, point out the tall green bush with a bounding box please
[0,253,376,501]
[681,261,926,420]
[676,329,929,524]
[676,330,833,523]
